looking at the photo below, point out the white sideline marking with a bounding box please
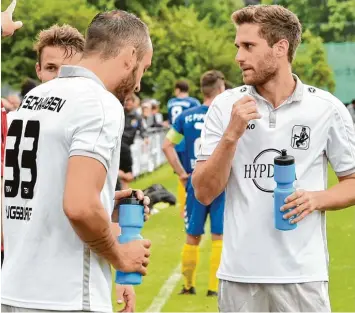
[145,236,208,312]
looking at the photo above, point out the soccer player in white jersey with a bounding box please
[33,23,135,310]
[6,25,85,130]
[34,24,85,83]
[192,5,355,312]
[2,10,153,313]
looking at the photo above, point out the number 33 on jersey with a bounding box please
[5,120,40,199]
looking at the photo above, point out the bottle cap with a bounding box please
[119,190,144,206]
[274,149,295,166]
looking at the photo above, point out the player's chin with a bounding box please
[242,75,255,86]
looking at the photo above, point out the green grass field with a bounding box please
[113,164,355,312]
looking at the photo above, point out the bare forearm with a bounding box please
[111,223,121,238]
[111,208,121,237]
[163,145,186,176]
[316,177,355,211]
[192,132,238,205]
[67,203,120,266]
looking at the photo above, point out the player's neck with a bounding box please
[255,66,296,109]
[76,58,123,92]
[203,97,214,106]
[177,92,189,99]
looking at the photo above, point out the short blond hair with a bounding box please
[232,5,302,62]
[34,24,85,65]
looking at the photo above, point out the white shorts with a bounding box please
[1,305,92,312]
[218,280,331,312]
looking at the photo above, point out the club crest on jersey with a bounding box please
[308,87,316,93]
[240,87,247,92]
[291,125,311,150]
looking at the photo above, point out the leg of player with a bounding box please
[178,179,186,218]
[180,179,207,295]
[268,282,331,312]
[180,234,201,295]
[208,190,225,296]
[208,233,223,297]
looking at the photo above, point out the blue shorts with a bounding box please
[184,177,225,236]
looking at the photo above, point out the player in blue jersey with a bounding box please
[167,80,201,125]
[167,80,201,217]
[163,70,226,296]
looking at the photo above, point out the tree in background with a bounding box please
[1,0,99,88]
[138,4,335,107]
[262,0,355,42]
[0,0,338,104]
[139,5,242,107]
[293,30,335,92]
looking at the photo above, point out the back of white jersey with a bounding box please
[2,66,124,312]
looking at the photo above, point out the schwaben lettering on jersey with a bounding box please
[19,95,66,113]
[5,205,32,221]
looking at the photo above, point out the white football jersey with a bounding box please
[2,66,124,311]
[198,75,355,283]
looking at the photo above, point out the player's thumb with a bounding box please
[115,285,124,304]
[13,21,23,30]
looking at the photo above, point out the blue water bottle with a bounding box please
[274,149,297,231]
[115,191,145,285]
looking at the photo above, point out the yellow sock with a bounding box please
[181,243,199,289]
[208,240,222,292]
[177,179,186,217]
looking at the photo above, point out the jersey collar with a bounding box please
[58,66,106,90]
[249,74,304,106]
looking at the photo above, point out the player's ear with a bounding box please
[35,62,42,81]
[274,39,289,59]
[123,46,137,71]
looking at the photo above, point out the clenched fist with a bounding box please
[227,95,261,139]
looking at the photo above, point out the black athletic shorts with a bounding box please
[119,143,132,174]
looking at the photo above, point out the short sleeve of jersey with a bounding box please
[197,99,223,161]
[172,112,184,135]
[326,98,355,177]
[68,95,122,171]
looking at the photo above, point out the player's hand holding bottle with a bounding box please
[112,189,151,276]
[114,239,151,275]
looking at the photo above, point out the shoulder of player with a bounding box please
[212,85,249,108]
[186,96,201,105]
[181,105,203,118]
[302,84,345,111]
[167,97,177,108]
[64,79,123,127]
[70,78,122,112]
[175,107,191,121]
